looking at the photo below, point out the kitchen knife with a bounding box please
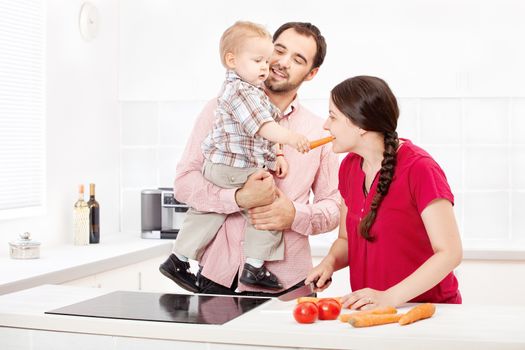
[277,278,332,302]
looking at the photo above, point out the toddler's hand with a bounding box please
[290,133,310,153]
[275,156,288,178]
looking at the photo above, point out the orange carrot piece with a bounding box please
[319,297,343,307]
[349,313,403,328]
[398,303,436,326]
[338,306,397,323]
[309,136,335,149]
[296,296,343,306]
[296,297,319,304]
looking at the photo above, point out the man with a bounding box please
[160,22,340,296]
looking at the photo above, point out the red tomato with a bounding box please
[293,302,319,324]
[317,299,341,320]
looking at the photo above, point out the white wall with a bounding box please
[118,0,525,252]
[0,0,120,251]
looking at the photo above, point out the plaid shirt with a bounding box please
[202,71,281,170]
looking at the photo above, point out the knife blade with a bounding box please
[277,278,332,302]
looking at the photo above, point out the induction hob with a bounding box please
[46,291,270,325]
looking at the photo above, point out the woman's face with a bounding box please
[323,97,362,153]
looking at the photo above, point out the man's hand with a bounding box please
[235,169,276,209]
[248,188,295,231]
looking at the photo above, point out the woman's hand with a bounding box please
[341,288,397,310]
[305,260,334,292]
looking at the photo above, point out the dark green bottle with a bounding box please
[88,183,100,244]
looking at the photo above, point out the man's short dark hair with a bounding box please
[273,22,327,69]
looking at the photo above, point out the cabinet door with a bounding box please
[137,256,190,294]
[61,275,98,288]
[95,264,140,291]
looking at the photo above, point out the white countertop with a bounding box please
[0,234,172,295]
[0,284,524,349]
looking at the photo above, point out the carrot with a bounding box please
[296,297,319,304]
[309,136,335,149]
[338,306,397,323]
[348,313,403,328]
[296,296,343,306]
[398,303,436,326]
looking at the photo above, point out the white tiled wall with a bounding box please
[120,98,525,250]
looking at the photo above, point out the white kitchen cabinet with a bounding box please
[61,255,187,294]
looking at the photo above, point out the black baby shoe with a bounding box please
[159,254,199,293]
[239,263,283,290]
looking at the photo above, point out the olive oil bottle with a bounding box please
[73,185,89,245]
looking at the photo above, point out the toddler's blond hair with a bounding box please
[219,21,272,68]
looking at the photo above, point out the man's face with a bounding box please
[264,28,318,94]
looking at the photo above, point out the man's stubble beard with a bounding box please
[264,70,311,94]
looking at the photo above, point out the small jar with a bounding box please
[9,232,41,259]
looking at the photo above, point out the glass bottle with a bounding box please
[88,183,100,244]
[73,184,90,245]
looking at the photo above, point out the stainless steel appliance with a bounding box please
[141,188,188,239]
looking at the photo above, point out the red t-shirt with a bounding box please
[338,139,461,303]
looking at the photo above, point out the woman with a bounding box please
[306,76,462,309]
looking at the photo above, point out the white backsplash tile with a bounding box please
[464,146,509,190]
[463,99,509,144]
[419,99,462,144]
[511,146,525,190]
[121,148,157,188]
[158,100,206,147]
[301,98,329,118]
[158,147,184,188]
[452,192,464,235]
[397,98,419,143]
[119,97,521,248]
[121,189,141,233]
[422,145,462,192]
[511,98,525,144]
[511,191,525,240]
[121,102,159,146]
[463,192,509,240]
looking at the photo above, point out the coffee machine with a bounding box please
[141,188,189,239]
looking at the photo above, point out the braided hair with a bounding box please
[331,76,400,241]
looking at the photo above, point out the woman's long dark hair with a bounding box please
[331,76,400,241]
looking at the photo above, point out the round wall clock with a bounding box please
[79,2,99,41]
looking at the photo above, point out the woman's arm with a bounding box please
[346,198,463,309]
[385,198,463,305]
[305,199,350,288]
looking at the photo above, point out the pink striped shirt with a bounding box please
[174,97,341,291]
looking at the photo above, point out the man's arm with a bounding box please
[174,99,275,213]
[248,142,340,234]
[292,142,341,235]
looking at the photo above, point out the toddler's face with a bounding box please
[233,37,274,86]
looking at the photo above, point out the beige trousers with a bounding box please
[173,160,284,261]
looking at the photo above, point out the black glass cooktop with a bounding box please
[45,291,269,325]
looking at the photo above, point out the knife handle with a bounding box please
[312,276,332,287]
